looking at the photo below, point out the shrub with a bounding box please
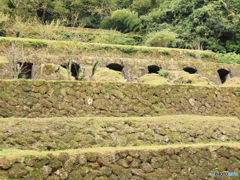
[120,46,137,53]
[158,49,171,55]
[100,9,141,33]
[217,52,240,64]
[144,30,177,47]
[158,69,168,78]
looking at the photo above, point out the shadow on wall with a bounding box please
[148,65,161,74]
[218,68,231,84]
[183,67,197,74]
[18,62,33,79]
[61,63,80,80]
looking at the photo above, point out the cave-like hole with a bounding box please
[183,67,197,74]
[148,65,160,74]
[106,63,124,72]
[61,63,80,80]
[18,62,33,79]
[218,69,230,84]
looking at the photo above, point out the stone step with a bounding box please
[0,115,239,151]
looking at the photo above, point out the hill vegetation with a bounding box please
[1,0,240,55]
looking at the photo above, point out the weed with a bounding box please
[158,49,171,55]
[120,46,137,53]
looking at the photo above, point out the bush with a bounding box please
[120,46,137,53]
[144,30,177,47]
[158,49,171,55]
[100,9,141,33]
[217,52,240,64]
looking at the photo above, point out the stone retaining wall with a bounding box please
[0,80,239,118]
[0,117,239,151]
[0,144,239,180]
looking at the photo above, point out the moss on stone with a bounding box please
[92,68,125,82]
[137,74,169,85]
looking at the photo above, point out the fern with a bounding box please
[110,9,141,33]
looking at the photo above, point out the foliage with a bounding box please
[1,0,240,53]
[144,30,177,47]
[158,69,168,78]
[217,52,240,64]
[101,9,141,33]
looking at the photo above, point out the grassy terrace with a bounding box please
[1,142,240,160]
[0,37,217,62]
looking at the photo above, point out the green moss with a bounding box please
[137,74,169,85]
[0,92,12,101]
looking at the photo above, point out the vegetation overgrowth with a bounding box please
[1,0,240,56]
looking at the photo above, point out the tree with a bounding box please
[5,43,28,79]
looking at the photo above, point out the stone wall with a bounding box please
[0,144,239,180]
[0,80,239,118]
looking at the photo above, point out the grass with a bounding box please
[1,142,239,160]
[0,114,238,123]
[0,56,7,63]
[0,36,217,59]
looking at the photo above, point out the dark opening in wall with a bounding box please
[106,63,124,72]
[61,63,80,80]
[183,67,197,74]
[218,68,231,84]
[18,62,33,79]
[148,65,160,74]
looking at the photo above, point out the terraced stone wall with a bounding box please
[0,117,239,151]
[0,80,239,118]
[0,145,239,180]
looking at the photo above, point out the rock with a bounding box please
[58,153,69,162]
[130,176,145,180]
[0,156,11,169]
[34,64,75,80]
[145,169,171,180]
[84,171,98,180]
[130,158,141,168]
[99,167,112,176]
[68,170,83,180]
[95,176,109,180]
[79,166,89,176]
[88,162,100,169]
[140,162,154,173]
[55,168,68,180]
[119,169,132,180]
[8,163,29,179]
[118,159,129,168]
[77,154,87,165]
[41,165,52,178]
[131,169,145,177]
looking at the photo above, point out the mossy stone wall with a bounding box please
[0,80,239,118]
[0,117,239,151]
[0,145,239,179]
